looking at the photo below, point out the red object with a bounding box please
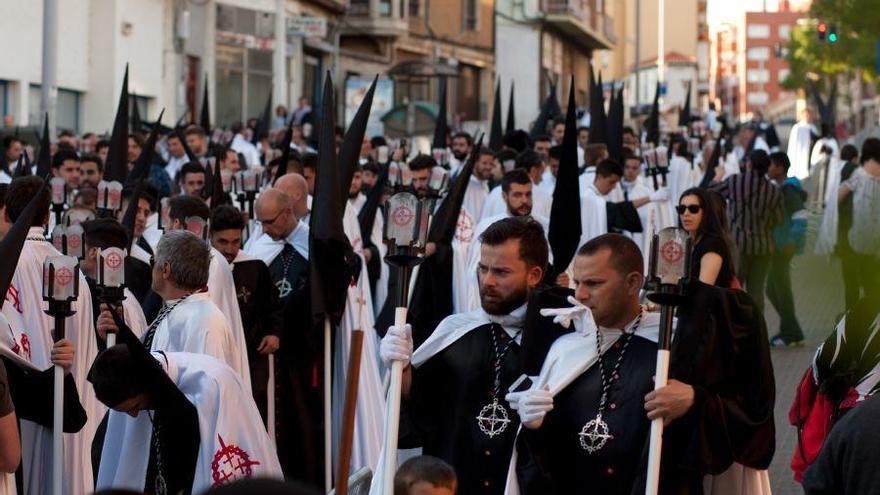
[730,276,743,290]
[788,369,859,481]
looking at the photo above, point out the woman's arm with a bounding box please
[698,252,723,286]
[0,411,20,473]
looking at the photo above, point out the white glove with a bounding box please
[505,388,554,430]
[380,324,413,367]
[649,188,669,202]
[540,296,598,336]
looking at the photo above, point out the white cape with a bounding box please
[787,121,816,180]
[815,158,845,255]
[207,247,251,393]
[96,352,283,493]
[1,229,101,495]
[578,184,609,250]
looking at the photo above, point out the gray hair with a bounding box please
[155,230,211,290]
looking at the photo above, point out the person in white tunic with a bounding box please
[787,108,818,180]
[165,196,251,390]
[482,150,552,221]
[1,176,101,495]
[605,151,657,265]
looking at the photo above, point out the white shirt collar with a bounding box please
[484,303,528,343]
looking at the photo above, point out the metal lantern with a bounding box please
[431,148,448,168]
[388,162,401,188]
[49,177,67,207]
[51,225,67,254]
[221,169,234,194]
[66,224,84,259]
[645,227,692,298]
[97,180,124,212]
[158,197,171,231]
[42,256,80,304]
[64,209,95,226]
[185,216,208,241]
[655,146,669,168]
[688,138,701,155]
[400,163,413,188]
[383,191,429,266]
[429,166,449,194]
[377,145,389,163]
[97,247,127,290]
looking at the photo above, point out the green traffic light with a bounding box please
[828,33,838,43]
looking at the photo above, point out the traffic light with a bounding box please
[828,24,838,43]
[817,22,827,42]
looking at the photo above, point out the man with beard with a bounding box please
[466,170,551,310]
[504,234,662,493]
[119,185,157,302]
[481,151,552,221]
[450,132,474,175]
[380,217,548,494]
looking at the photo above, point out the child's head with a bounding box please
[394,455,457,495]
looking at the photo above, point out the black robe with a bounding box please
[632,282,775,494]
[401,324,522,495]
[143,392,201,495]
[230,258,282,421]
[606,201,643,234]
[125,255,153,303]
[517,336,658,494]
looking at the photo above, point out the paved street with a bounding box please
[765,211,845,495]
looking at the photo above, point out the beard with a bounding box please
[348,190,360,199]
[452,150,468,160]
[480,283,529,315]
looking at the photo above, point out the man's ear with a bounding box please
[527,265,544,289]
[626,272,645,296]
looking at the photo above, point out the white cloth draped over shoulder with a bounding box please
[207,247,251,392]
[816,158,845,255]
[1,228,102,495]
[788,121,817,180]
[96,352,283,494]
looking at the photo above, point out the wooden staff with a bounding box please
[335,329,364,495]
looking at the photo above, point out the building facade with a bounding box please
[711,23,739,119]
[495,0,616,130]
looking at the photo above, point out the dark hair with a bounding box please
[514,150,543,172]
[122,183,158,211]
[576,233,644,277]
[89,344,154,408]
[451,132,473,146]
[74,187,98,207]
[622,148,640,164]
[678,187,736,268]
[185,125,207,138]
[96,139,111,152]
[623,126,636,136]
[479,217,548,270]
[584,143,608,167]
[168,195,210,223]
[394,455,457,495]
[6,176,49,226]
[179,162,206,182]
[548,145,562,160]
[301,152,318,171]
[595,159,623,178]
[81,153,104,173]
[747,149,770,174]
[477,146,494,158]
[501,169,532,193]
[370,136,388,148]
[128,133,145,149]
[769,151,790,172]
[82,218,129,250]
[210,205,246,233]
[534,134,552,144]
[494,149,518,163]
[52,148,80,169]
[860,137,880,165]
[407,154,437,172]
[503,130,531,153]
[840,144,859,163]
[2,136,21,149]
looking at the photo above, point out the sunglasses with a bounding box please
[676,204,703,215]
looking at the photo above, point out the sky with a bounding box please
[707,0,811,32]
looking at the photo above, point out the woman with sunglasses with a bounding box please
[677,188,736,287]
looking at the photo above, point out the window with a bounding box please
[216,4,274,37]
[747,47,770,61]
[778,68,790,83]
[746,69,769,83]
[0,80,8,118]
[779,24,791,40]
[747,92,768,105]
[409,0,420,17]
[747,24,770,38]
[129,94,150,124]
[456,64,481,121]
[28,85,80,132]
[379,0,392,16]
[348,0,370,16]
[463,0,478,30]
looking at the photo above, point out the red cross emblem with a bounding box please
[5,284,22,314]
[55,268,74,287]
[68,235,81,249]
[106,252,123,269]
[455,210,474,243]
[391,204,414,227]
[20,334,30,361]
[660,240,684,264]
[210,434,261,487]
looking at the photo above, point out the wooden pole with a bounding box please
[325,317,333,492]
[335,330,364,495]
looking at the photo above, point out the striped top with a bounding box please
[709,171,783,256]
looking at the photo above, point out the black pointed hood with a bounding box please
[678,81,692,127]
[431,76,449,150]
[200,76,211,135]
[505,81,516,135]
[273,122,294,186]
[14,149,31,178]
[606,84,625,163]
[548,76,582,276]
[0,179,49,310]
[587,71,607,144]
[489,80,504,151]
[131,92,143,134]
[428,134,484,244]
[127,108,164,186]
[646,81,661,146]
[309,73,351,325]
[209,156,226,209]
[35,115,52,178]
[338,76,377,204]
[530,81,563,139]
[104,65,131,183]
[251,91,273,146]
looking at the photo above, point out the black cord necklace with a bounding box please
[578,310,643,454]
[476,324,520,438]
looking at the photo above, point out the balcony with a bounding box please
[343,0,408,37]
[541,0,615,51]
